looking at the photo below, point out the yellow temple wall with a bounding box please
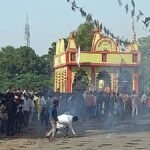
[76,53,138,64]
[54,51,139,68]
[61,54,66,63]
[79,53,101,63]
[95,38,117,52]
[107,54,133,64]
[69,41,76,49]
[54,67,67,92]
[54,53,66,67]
[71,66,92,80]
[95,67,116,73]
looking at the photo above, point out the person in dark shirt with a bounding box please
[6,92,18,136]
[15,106,24,134]
[45,99,59,141]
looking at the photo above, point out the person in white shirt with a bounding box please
[141,93,147,104]
[40,94,47,125]
[22,93,33,127]
[140,93,148,114]
[56,114,78,137]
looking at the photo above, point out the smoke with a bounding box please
[59,92,85,118]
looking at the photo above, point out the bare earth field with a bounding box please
[1,114,150,150]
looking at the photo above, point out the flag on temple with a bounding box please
[143,17,150,28]
[131,0,135,8]
[139,10,144,16]
[77,46,80,68]
[125,4,129,14]
[131,9,135,17]
[117,0,122,7]
[145,17,150,24]
[80,8,86,17]
[137,14,140,22]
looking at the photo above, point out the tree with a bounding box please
[48,42,56,72]
[0,46,53,91]
[75,21,94,50]
[139,36,150,92]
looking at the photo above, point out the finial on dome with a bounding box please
[70,32,75,38]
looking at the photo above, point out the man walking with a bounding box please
[131,91,139,117]
[45,99,59,141]
[140,92,147,114]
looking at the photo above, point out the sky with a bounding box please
[0,0,149,55]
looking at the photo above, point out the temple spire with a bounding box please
[66,32,77,50]
[91,27,101,51]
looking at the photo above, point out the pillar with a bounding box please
[66,66,72,93]
[111,69,118,92]
[62,69,66,93]
[59,71,62,93]
[133,67,139,93]
[54,70,57,92]
[91,67,96,91]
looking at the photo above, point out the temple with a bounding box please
[53,28,140,94]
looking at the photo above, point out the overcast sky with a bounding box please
[0,0,149,55]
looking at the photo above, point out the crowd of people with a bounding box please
[0,88,150,139]
[84,90,149,119]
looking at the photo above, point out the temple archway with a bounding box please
[72,69,89,92]
[118,69,132,94]
[96,71,111,90]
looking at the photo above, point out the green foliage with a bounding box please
[73,69,89,91]
[0,21,94,92]
[75,21,94,50]
[48,42,56,73]
[0,46,54,92]
[139,36,150,92]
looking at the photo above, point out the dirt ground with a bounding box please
[1,114,150,150]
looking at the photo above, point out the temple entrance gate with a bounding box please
[54,28,140,93]
[118,69,133,94]
[72,69,89,92]
[96,71,111,91]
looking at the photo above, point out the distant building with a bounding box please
[53,28,140,93]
